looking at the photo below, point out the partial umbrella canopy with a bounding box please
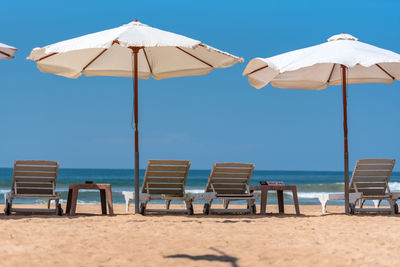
[27,20,243,214]
[0,43,17,59]
[243,33,400,89]
[243,33,400,214]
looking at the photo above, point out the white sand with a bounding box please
[1,204,400,266]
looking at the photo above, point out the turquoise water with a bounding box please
[1,168,399,205]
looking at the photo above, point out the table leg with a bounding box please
[277,190,284,214]
[100,189,107,215]
[70,188,79,216]
[260,189,267,215]
[106,186,114,215]
[66,188,72,214]
[292,188,300,215]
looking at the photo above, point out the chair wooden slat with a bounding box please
[15,166,58,171]
[15,160,58,166]
[356,165,394,170]
[214,163,254,168]
[210,178,249,183]
[212,173,250,178]
[353,170,392,177]
[15,171,57,177]
[147,165,188,171]
[146,171,186,177]
[146,177,185,183]
[358,159,395,164]
[148,160,190,165]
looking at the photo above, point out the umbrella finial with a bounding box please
[328,33,358,42]
[134,19,138,22]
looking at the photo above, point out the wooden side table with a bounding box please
[249,185,300,215]
[66,184,114,216]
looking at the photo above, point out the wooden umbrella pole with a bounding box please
[341,65,350,214]
[131,47,140,214]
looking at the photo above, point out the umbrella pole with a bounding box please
[132,47,140,214]
[341,65,350,214]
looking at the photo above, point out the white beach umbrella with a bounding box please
[0,43,17,59]
[27,20,243,213]
[243,33,400,213]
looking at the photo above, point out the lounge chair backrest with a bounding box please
[349,159,395,196]
[206,163,255,194]
[12,160,59,196]
[141,160,191,197]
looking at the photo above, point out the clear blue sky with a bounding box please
[1,0,399,170]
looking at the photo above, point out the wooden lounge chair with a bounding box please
[139,160,193,215]
[200,163,259,214]
[4,160,63,215]
[316,159,397,214]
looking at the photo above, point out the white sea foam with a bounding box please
[186,189,205,194]
[389,182,400,191]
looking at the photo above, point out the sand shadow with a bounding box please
[166,247,238,267]
[321,211,400,217]
[0,212,120,220]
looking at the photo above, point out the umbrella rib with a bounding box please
[142,48,153,74]
[326,64,336,83]
[247,65,269,75]
[0,50,11,58]
[82,48,108,71]
[176,47,213,68]
[376,64,395,80]
[36,52,57,62]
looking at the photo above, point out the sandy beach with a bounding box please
[1,204,399,267]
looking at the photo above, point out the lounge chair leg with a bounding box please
[203,199,213,215]
[317,195,328,214]
[372,200,381,208]
[139,202,147,215]
[125,199,130,212]
[223,199,230,209]
[166,200,171,210]
[4,196,11,215]
[47,200,51,209]
[124,195,131,212]
[185,201,194,215]
[248,200,256,214]
[388,199,397,214]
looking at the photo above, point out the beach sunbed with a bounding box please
[316,159,397,214]
[197,163,259,214]
[4,160,63,215]
[139,160,193,215]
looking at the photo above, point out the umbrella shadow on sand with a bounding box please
[165,247,239,267]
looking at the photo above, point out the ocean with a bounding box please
[1,168,399,206]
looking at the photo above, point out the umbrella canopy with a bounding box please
[243,33,400,213]
[0,43,17,59]
[27,20,243,79]
[243,33,400,89]
[27,20,243,213]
